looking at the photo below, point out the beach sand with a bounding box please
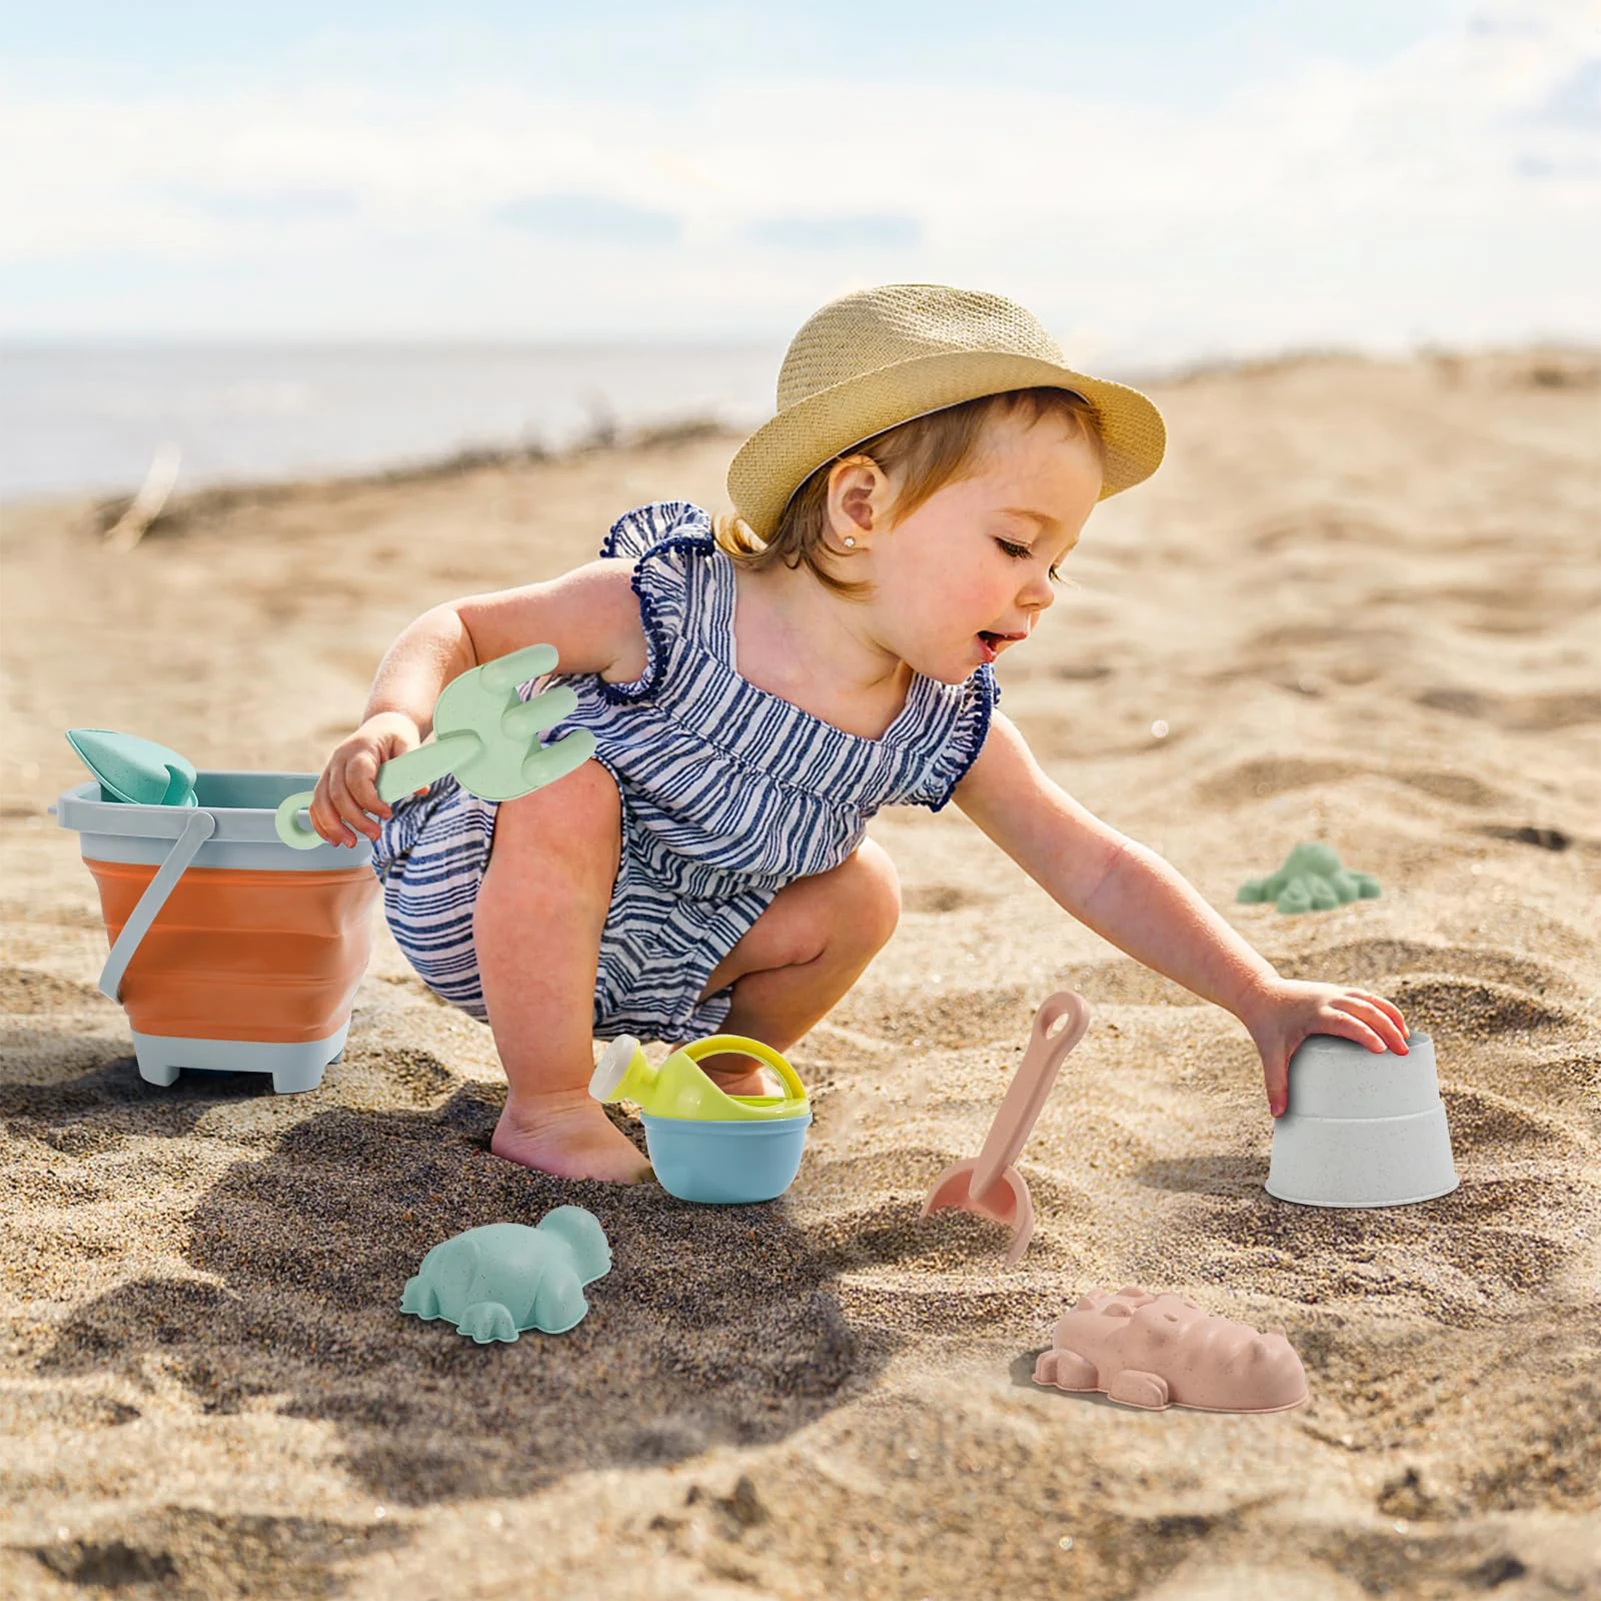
[1,351,1597,1600]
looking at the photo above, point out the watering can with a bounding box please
[590,1034,812,1204]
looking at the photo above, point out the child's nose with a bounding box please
[1021,571,1055,610]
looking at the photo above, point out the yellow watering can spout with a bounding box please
[589,1034,808,1122]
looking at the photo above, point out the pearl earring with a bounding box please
[844,536,857,548]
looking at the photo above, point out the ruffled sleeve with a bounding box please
[595,500,715,704]
[895,665,1001,813]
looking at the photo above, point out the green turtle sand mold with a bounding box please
[1237,841,1381,915]
[401,1210,612,1342]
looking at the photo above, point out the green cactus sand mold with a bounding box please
[275,642,596,848]
[400,1209,611,1342]
[1236,842,1381,915]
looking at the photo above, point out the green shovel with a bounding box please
[275,644,596,849]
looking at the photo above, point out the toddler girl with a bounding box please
[309,283,1409,1183]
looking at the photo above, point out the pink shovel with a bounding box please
[920,991,1092,1265]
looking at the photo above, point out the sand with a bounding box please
[1,350,1598,1601]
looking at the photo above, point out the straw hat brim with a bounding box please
[727,349,1166,539]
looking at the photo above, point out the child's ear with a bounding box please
[840,480,874,540]
[826,454,884,547]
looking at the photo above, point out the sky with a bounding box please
[1,0,1596,363]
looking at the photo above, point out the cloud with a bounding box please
[1535,58,1601,128]
[168,186,362,222]
[493,192,680,243]
[740,214,923,251]
[1515,151,1601,178]
[0,3,1594,349]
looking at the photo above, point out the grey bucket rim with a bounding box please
[53,770,375,1004]
[55,771,330,844]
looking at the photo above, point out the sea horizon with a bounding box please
[3,333,1591,507]
[0,339,791,505]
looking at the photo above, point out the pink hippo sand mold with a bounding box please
[1033,1287,1309,1413]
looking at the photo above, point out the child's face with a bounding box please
[845,408,1103,685]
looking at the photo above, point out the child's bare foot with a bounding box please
[491,1089,653,1182]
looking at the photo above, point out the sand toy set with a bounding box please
[53,645,591,1094]
[396,997,1435,1418]
[907,995,1455,1415]
[56,696,1458,1413]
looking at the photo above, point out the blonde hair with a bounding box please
[714,387,1103,599]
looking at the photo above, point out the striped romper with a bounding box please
[370,500,999,1044]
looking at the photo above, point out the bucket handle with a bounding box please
[98,808,216,1003]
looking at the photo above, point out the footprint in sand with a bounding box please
[1194,756,1356,809]
[1274,938,1575,1003]
[1416,686,1601,732]
[1384,975,1583,1042]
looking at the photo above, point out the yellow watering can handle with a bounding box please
[681,1036,807,1102]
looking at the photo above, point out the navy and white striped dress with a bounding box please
[371,500,998,1044]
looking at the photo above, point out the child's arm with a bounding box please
[310,559,646,846]
[953,712,1408,1115]
[364,558,647,735]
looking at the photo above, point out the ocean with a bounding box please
[0,342,785,503]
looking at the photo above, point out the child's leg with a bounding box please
[694,840,902,1089]
[474,760,651,1182]
[475,759,899,1178]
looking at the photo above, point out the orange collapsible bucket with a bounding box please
[54,771,378,1093]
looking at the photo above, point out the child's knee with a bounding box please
[483,758,622,895]
[839,839,901,950]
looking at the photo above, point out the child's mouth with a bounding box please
[977,630,1019,663]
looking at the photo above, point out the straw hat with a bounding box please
[727,283,1166,539]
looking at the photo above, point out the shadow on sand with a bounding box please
[18,1066,893,1510]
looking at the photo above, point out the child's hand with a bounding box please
[1241,979,1410,1118]
[309,712,422,847]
